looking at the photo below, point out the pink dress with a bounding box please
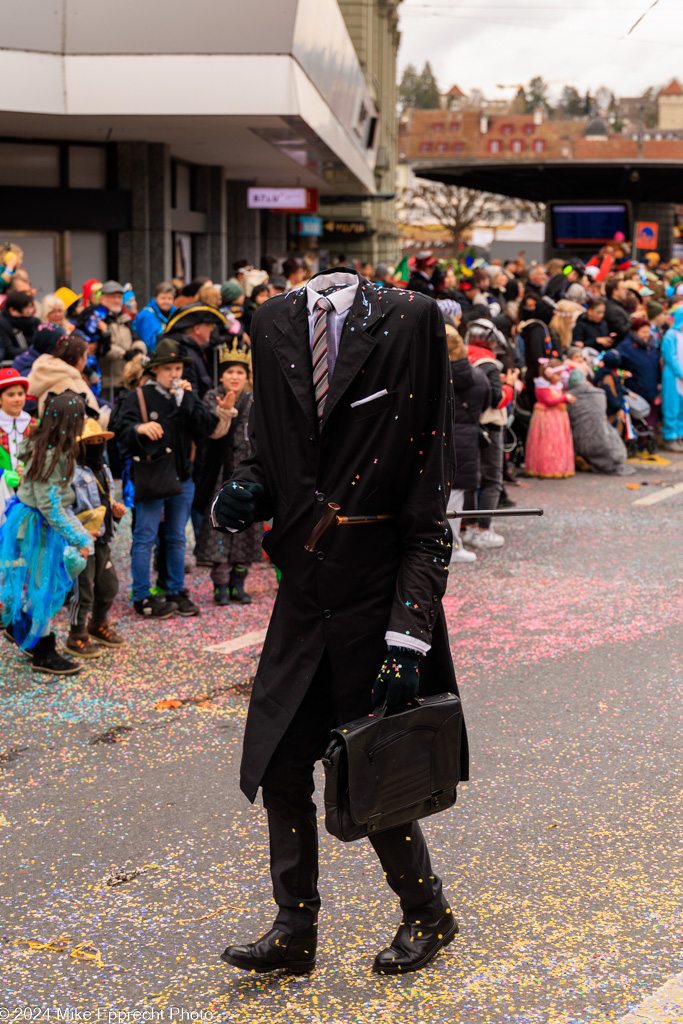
[525,380,575,478]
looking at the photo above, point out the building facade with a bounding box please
[0,0,398,298]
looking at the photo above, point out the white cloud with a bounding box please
[398,0,682,99]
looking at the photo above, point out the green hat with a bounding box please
[146,337,192,371]
[646,299,664,319]
[220,281,244,304]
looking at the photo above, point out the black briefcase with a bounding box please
[322,693,463,843]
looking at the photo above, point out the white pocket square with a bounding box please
[350,389,389,408]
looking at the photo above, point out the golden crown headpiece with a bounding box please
[217,337,251,371]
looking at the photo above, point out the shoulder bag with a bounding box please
[131,387,183,502]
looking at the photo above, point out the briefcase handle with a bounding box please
[372,697,423,719]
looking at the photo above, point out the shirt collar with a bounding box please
[306,272,358,316]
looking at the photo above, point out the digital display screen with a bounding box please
[551,204,629,247]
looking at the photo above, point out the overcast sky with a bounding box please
[397,0,683,100]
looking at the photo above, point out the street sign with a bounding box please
[248,187,310,210]
[635,221,659,250]
[322,219,369,238]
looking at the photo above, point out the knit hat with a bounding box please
[602,349,621,369]
[220,281,245,304]
[646,300,664,319]
[0,367,30,393]
[82,279,102,306]
[568,369,585,388]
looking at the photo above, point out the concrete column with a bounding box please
[116,142,171,298]
[226,181,260,272]
[194,165,227,284]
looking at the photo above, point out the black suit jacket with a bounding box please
[219,271,469,800]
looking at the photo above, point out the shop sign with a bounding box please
[295,216,323,237]
[248,187,309,210]
[322,219,369,237]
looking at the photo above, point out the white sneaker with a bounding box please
[471,528,505,549]
[450,543,477,563]
[461,527,480,546]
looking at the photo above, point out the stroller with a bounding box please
[625,391,657,457]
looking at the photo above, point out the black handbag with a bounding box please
[131,388,183,503]
[322,693,463,843]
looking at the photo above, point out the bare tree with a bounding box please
[398,182,544,246]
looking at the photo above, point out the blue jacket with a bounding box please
[133,299,176,354]
[617,333,660,405]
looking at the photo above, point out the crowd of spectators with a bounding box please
[1,238,683,668]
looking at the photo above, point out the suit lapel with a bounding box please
[271,292,317,429]
[321,279,384,429]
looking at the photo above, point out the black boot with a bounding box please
[31,634,82,676]
[373,907,458,975]
[214,584,230,606]
[230,567,252,605]
[221,926,317,975]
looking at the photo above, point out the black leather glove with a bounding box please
[212,480,264,532]
[371,647,421,710]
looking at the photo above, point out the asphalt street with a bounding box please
[1,454,683,1023]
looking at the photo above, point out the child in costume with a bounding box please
[660,304,683,452]
[194,339,261,605]
[524,359,576,479]
[0,369,37,519]
[67,419,127,658]
[0,391,94,675]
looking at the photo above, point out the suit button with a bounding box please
[323,609,332,619]
[316,492,326,503]
[316,550,325,561]
[308,436,316,443]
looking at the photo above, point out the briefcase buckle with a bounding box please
[368,813,382,832]
[431,791,443,809]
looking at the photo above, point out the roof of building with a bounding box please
[444,84,466,98]
[660,79,683,97]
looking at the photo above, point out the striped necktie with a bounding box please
[312,294,334,420]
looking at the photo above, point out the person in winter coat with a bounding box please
[604,279,632,343]
[0,292,40,362]
[519,295,557,411]
[617,318,660,429]
[566,369,631,474]
[593,350,629,429]
[572,299,611,348]
[659,304,683,451]
[132,282,176,355]
[116,338,232,618]
[75,281,146,393]
[194,339,262,604]
[447,329,491,563]
[27,334,111,426]
[161,303,227,398]
[462,318,515,549]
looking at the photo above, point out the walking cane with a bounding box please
[305,503,543,553]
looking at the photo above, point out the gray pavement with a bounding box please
[1,457,683,1022]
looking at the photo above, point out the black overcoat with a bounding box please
[222,272,469,801]
[451,357,491,491]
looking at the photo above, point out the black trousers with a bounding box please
[464,426,503,529]
[69,543,119,632]
[260,654,447,934]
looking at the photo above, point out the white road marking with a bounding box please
[204,628,267,654]
[617,970,683,1022]
[632,481,683,506]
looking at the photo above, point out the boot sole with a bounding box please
[219,952,315,975]
[134,609,177,620]
[372,919,459,975]
[175,609,200,617]
[32,664,82,676]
